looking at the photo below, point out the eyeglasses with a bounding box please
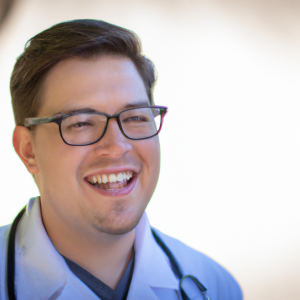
[24,106,168,146]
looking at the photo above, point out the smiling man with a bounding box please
[0,20,242,300]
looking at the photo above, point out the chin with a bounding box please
[89,206,144,235]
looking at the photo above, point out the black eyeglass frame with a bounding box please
[24,105,168,146]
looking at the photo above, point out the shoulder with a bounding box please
[0,224,10,265]
[0,224,11,300]
[153,228,243,300]
[0,224,10,251]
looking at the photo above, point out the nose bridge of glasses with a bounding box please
[105,113,124,136]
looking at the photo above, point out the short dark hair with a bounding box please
[10,19,157,126]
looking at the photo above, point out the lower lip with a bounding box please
[84,174,137,197]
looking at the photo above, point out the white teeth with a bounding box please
[117,173,123,182]
[88,171,134,185]
[108,174,117,183]
[126,171,132,180]
[102,174,108,183]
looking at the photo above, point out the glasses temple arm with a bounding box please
[24,116,56,127]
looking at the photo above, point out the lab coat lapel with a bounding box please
[15,197,99,300]
[15,198,179,300]
[127,213,179,300]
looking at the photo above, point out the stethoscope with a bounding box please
[7,206,210,300]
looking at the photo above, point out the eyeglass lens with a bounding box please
[61,107,162,145]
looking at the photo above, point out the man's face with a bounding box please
[31,55,160,235]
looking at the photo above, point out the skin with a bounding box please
[13,55,161,289]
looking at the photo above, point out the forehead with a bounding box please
[38,55,149,116]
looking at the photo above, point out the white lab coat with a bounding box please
[0,197,242,300]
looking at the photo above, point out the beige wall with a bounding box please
[0,0,299,299]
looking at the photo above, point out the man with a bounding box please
[0,20,242,300]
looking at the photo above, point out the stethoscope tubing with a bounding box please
[7,207,209,300]
[151,229,210,300]
[7,206,26,300]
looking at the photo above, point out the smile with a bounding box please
[87,171,134,190]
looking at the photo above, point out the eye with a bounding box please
[123,116,147,123]
[67,122,93,130]
[73,122,90,127]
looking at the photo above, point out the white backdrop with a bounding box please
[0,1,299,299]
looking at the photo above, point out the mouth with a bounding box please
[86,171,135,191]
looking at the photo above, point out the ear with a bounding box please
[13,126,39,174]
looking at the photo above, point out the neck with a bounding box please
[40,200,135,290]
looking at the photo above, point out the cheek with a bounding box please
[34,127,87,190]
[138,137,161,183]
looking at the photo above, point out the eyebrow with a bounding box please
[56,100,151,116]
[122,100,150,109]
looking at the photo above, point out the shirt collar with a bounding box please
[133,211,178,288]
[15,197,178,300]
[15,197,69,299]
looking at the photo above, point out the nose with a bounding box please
[93,118,132,158]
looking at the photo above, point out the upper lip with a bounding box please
[84,167,138,179]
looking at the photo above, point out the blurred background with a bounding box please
[0,0,299,299]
